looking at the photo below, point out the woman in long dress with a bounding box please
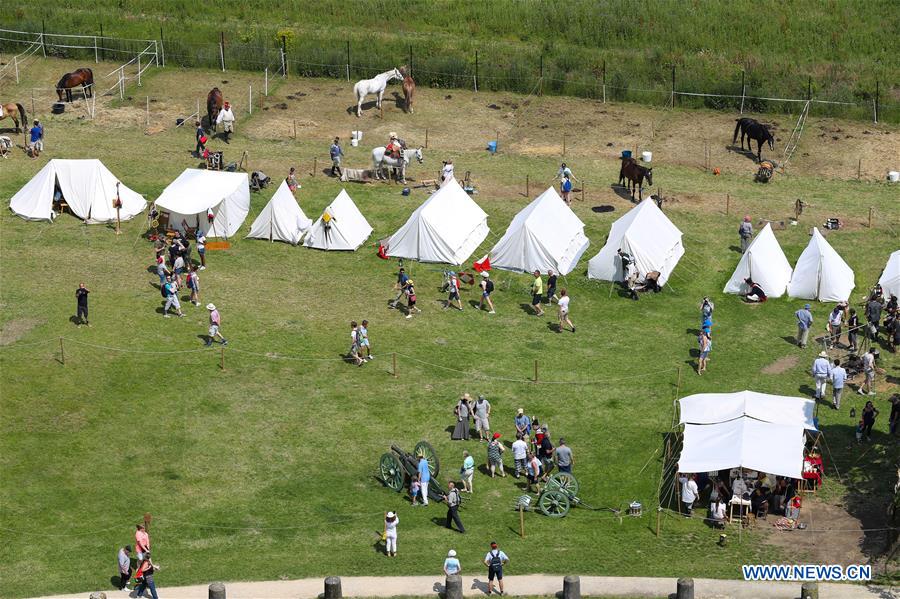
[452,393,472,440]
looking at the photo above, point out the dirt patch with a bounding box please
[763,497,868,567]
[761,355,799,374]
[0,318,42,345]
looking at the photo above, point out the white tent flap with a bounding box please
[723,223,793,298]
[303,189,372,251]
[490,187,589,275]
[878,250,900,299]
[9,159,146,224]
[587,198,683,287]
[679,420,805,479]
[787,227,855,302]
[679,390,816,430]
[386,178,489,265]
[246,180,311,245]
[155,169,250,239]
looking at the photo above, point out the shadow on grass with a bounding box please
[609,183,636,203]
[345,100,380,116]
[729,245,743,253]
[781,335,799,346]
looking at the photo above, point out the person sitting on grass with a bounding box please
[742,277,768,303]
[709,497,726,528]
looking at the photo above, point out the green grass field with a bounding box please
[0,57,898,597]
[3,0,898,121]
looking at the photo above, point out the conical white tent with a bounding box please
[787,227,855,302]
[303,189,372,251]
[246,181,311,245]
[489,187,590,275]
[878,250,900,298]
[155,169,250,239]
[723,223,793,298]
[9,159,146,223]
[587,198,684,286]
[386,178,489,265]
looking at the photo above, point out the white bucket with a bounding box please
[351,130,363,141]
[641,151,652,163]
[350,138,359,147]
[888,171,899,183]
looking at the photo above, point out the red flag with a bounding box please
[473,254,491,272]
[377,243,389,260]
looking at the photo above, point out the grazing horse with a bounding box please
[206,87,224,132]
[0,102,27,133]
[734,118,775,161]
[621,160,653,201]
[56,68,94,102]
[400,66,416,114]
[354,68,403,117]
[371,146,424,183]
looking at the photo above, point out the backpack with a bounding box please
[485,279,495,293]
[562,178,572,192]
[160,284,168,298]
[489,550,503,570]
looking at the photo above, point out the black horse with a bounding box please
[206,87,223,133]
[618,156,635,187]
[621,160,653,201]
[733,117,775,162]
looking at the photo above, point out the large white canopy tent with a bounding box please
[878,250,900,299]
[787,227,855,302]
[155,169,250,239]
[303,189,372,251]
[677,390,816,479]
[723,223,793,298]
[385,178,489,265]
[246,181,312,245]
[587,198,684,287]
[9,159,146,223]
[489,186,590,275]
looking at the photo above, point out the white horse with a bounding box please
[354,68,403,117]
[371,146,424,183]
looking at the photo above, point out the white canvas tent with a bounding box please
[677,391,816,480]
[385,178,489,265]
[587,198,684,286]
[878,250,900,298]
[9,159,146,223]
[303,189,372,251]
[723,223,793,298]
[489,187,590,274]
[246,181,311,245]
[787,227,855,302]
[155,169,250,239]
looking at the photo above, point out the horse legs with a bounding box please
[377,90,384,109]
[756,139,763,162]
[357,97,363,117]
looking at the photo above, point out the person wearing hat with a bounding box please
[386,132,402,159]
[795,303,813,349]
[390,267,410,309]
[216,100,235,143]
[205,303,228,346]
[330,137,344,178]
[452,393,472,441]
[514,408,532,438]
[483,541,510,595]
[404,278,420,319]
[116,544,133,591]
[383,511,399,557]
[440,159,454,185]
[486,432,506,478]
[479,272,496,314]
[811,351,832,401]
[443,549,461,575]
[27,119,43,158]
[473,394,491,441]
[445,271,463,311]
[443,481,465,533]
[738,215,753,253]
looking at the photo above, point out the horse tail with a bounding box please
[84,67,94,84]
[16,104,27,128]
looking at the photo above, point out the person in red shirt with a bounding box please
[135,523,150,561]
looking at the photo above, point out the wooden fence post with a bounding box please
[526,174,529,197]
[313,156,317,177]
[519,504,525,538]
[392,352,398,378]
[346,40,351,82]
[474,50,479,92]
[219,32,226,72]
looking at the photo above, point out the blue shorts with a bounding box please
[488,567,503,581]
[700,351,710,359]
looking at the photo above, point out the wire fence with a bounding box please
[1,27,896,123]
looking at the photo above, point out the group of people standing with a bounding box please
[115,523,160,597]
[348,320,373,365]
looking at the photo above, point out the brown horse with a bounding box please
[206,87,223,132]
[56,68,94,102]
[620,159,653,201]
[0,102,28,133]
[400,66,416,114]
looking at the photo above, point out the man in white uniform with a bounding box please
[216,101,235,143]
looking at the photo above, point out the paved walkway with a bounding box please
[34,574,897,599]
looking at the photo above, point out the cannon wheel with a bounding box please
[379,453,405,492]
[413,440,440,478]
[538,489,570,518]
[546,472,579,496]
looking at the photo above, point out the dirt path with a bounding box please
[33,574,896,599]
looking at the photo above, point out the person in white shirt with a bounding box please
[557,288,574,333]
[679,473,699,517]
[383,511,399,557]
[811,351,832,400]
[440,160,454,186]
[709,498,726,528]
[858,348,876,396]
[827,304,845,349]
[511,434,529,478]
[216,101,235,143]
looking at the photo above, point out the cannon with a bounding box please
[516,473,616,518]
[379,440,445,502]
